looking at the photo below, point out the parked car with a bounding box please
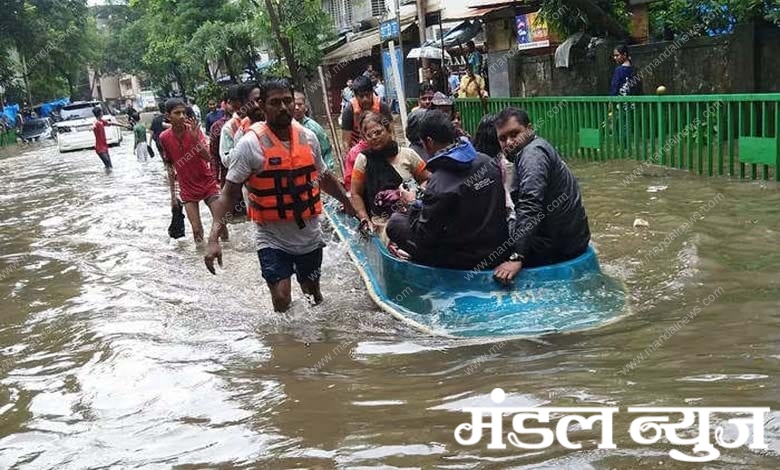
[20,117,55,142]
[55,101,123,153]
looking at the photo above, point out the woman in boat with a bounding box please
[473,114,515,228]
[350,111,430,236]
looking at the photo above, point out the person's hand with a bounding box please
[204,240,223,275]
[184,117,200,139]
[493,260,523,286]
[399,187,417,204]
[170,198,179,208]
[388,242,410,261]
[341,200,357,218]
[358,218,375,238]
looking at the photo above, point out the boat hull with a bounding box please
[324,201,627,339]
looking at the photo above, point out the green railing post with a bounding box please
[728,101,735,177]
[762,101,769,180]
[657,101,665,166]
[750,101,758,180]
[775,101,780,181]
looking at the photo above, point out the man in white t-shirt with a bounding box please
[205,78,355,312]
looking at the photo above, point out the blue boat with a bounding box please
[324,201,628,340]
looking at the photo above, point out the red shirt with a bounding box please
[93,120,109,153]
[159,128,219,203]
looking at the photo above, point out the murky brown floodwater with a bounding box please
[1,136,778,469]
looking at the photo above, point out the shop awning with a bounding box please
[321,19,416,66]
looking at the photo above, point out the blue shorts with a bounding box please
[257,247,323,285]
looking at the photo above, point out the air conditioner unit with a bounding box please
[425,26,443,42]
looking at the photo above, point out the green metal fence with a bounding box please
[409,94,780,181]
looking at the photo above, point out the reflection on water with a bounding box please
[0,140,778,468]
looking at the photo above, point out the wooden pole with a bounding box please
[318,65,344,177]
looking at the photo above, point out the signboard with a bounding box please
[381,47,404,102]
[380,19,400,41]
[515,12,550,50]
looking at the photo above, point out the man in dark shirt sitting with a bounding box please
[493,107,591,284]
[386,110,508,270]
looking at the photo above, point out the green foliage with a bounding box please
[649,0,780,40]
[255,0,335,79]
[537,0,629,37]
[194,81,223,112]
[0,0,98,102]
[1,0,337,104]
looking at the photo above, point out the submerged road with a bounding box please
[0,135,779,468]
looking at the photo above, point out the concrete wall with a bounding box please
[509,21,780,96]
[757,23,780,92]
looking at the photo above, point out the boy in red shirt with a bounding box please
[159,99,227,245]
[92,106,117,169]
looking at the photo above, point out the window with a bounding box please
[325,0,353,31]
[371,0,385,17]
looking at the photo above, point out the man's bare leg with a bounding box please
[300,279,324,305]
[183,201,204,245]
[268,278,293,312]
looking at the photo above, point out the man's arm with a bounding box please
[205,136,260,273]
[305,127,355,216]
[207,181,243,244]
[204,181,243,274]
[164,161,177,207]
[510,147,550,258]
[320,171,355,216]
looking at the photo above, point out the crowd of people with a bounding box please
[95,66,590,312]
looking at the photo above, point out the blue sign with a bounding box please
[380,19,400,41]
[381,47,404,102]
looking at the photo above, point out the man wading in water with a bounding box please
[204,78,355,312]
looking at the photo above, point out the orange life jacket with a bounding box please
[350,96,381,136]
[226,116,252,138]
[245,122,322,228]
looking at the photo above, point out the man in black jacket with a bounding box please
[493,107,590,284]
[386,110,508,269]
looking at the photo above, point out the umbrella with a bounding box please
[407,46,452,62]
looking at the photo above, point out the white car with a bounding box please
[56,101,123,153]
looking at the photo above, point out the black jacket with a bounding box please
[407,139,508,269]
[510,135,590,267]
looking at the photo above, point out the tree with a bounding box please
[254,0,335,85]
[649,0,780,40]
[537,0,630,39]
[0,0,98,102]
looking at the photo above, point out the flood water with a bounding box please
[1,136,778,469]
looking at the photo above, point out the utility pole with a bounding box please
[415,0,428,75]
[415,0,426,45]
